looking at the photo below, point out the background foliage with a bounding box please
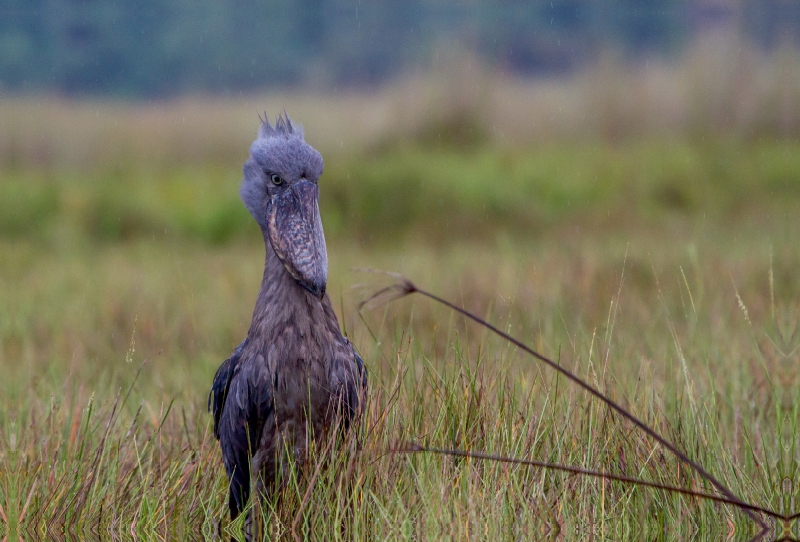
[1,0,799,95]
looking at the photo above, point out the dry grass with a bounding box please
[1,32,799,540]
[2,225,798,539]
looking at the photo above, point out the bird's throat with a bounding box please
[247,237,326,344]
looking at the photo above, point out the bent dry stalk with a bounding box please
[361,276,800,539]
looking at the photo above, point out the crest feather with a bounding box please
[258,112,303,139]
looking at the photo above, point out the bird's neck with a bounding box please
[246,233,337,344]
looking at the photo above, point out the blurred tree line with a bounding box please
[0,0,797,96]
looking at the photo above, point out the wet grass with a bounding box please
[0,96,799,538]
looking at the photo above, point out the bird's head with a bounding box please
[240,113,328,299]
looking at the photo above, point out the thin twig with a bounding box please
[398,443,788,520]
[362,277,772,530]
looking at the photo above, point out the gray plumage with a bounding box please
[209,114,367,520]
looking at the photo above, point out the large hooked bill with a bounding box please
[266,180,329,299]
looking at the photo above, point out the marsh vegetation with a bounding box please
[1,55,799,539]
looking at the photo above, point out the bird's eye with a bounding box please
[270,174,284,186]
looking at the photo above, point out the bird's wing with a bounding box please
[209,338,249,440]
[217,352,275,519]
[340,338,368,429]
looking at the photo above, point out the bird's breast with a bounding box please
[272,358,327,408]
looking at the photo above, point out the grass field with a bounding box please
[1,85,799,540]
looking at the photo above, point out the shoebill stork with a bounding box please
[209,114,367,520]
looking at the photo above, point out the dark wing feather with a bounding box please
[209,338,248,439]
[217,355,274,519]
[342,342,368,429]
